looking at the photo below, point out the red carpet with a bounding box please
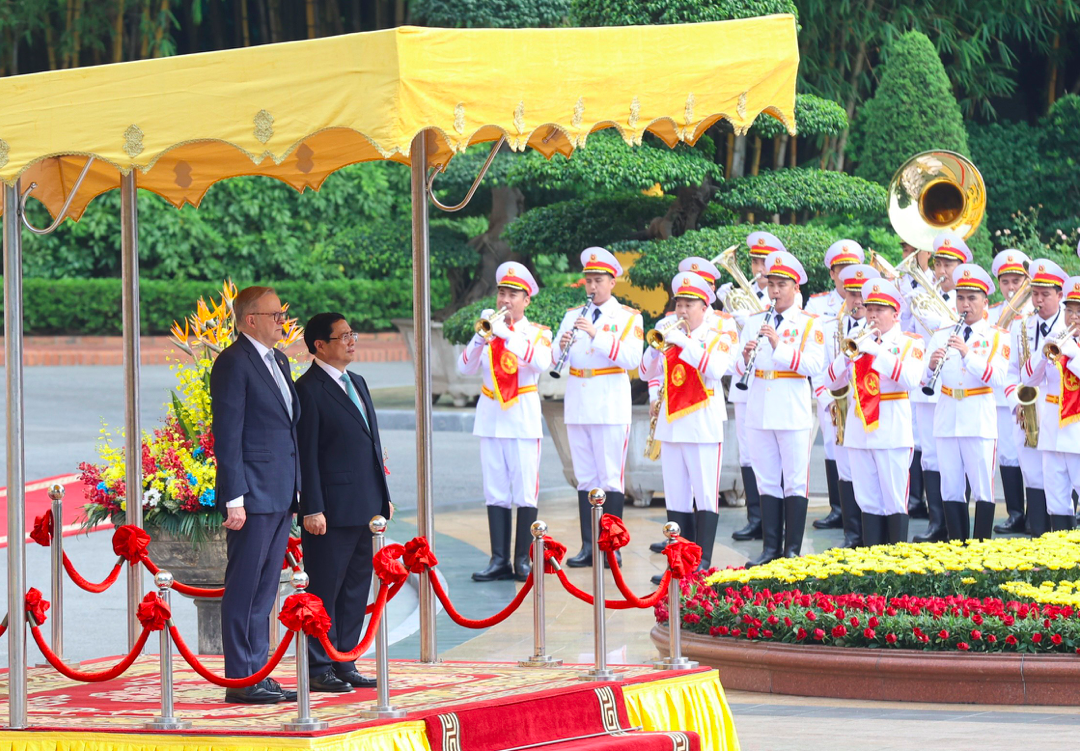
[0,474,103,548]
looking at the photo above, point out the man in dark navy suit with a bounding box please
[296,313,393,693]
[211,286,301,704]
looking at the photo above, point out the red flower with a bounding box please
[731,628,742,637]
[864,628,876,639]
[1052,634,1063,646]
[1005,635,1018,646]
[957,642,970,651]
[938,629,949,640]
[868,616,879,628]
[709,626,723,636]
[767,615,779,626]
[986,634,998,644]
[832,625,848,638]
[806,611,817,621]
[971,630,982,641]
[796,627,808,641]
[1032,633,1043,644]
[886,607,897,616]
[763,629,774,639]
[1003,615,1015,626]
[972,614,983,625]
[813,628,825,641]
[718,626,729,636]
[886,633,898,644]
[849,616,860,628]
[783,617,793,628]
[747,627,759,639]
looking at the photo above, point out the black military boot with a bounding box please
[513,506,539,582]
[994,466,1026,533]
[813,460,843,529]
[908,450,927,518]
[650,509,676,553]
[473,506,514,582]
[943,501,969,542]
[695,509,720,572]
[839,479,862,548]
[1026,488,1049,537]
[886,513,910,544]
[747,496,784,567]
[972,501,995,541]
[914,470,948,542]
[566,490,593,567]
[602,491,625,568]
[1050,514,1076,531]
[732,466,763,541]
[861,513,888,547]
[783,496,809,558]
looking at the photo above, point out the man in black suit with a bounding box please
[211,285,301,704]
[296,313,393,693]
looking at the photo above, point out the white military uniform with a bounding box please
[554,296,643,493]
[989,296,1031,468]
[721,281,769,470]
[807,288,845,467]
[827,325,924,514]
[926,316,1008,504]
[457,313,552,508]
[906,287,958,474]
[1022,331,1080,516]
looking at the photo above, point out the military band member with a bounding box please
[457,263,553,582]
[988,250,1033,534]
[555,247,644,568]
[816,262,879,548]
[723,232,781,543]
[736,251,826,566]
[1025,276,1080,531]
[641,272,735,583]
[808,240,867,534]
[925,264,1008,541]
[1005,258,1067,536]
[899,241,934,519]
[911,231,969,543]
[826,279,924,545]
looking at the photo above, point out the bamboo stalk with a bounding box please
[113,0,125,63]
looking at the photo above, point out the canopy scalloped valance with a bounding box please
[0,15,798,220]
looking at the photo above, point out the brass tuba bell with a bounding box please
[887,150,986,252]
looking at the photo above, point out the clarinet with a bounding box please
[735,301,777,391]
[549,293,595,378]
[922,318,966,395]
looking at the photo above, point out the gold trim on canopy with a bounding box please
[0,16,798,220]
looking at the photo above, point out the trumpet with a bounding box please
[475,306,510,339]
[549,293,595,378]
[922,318,966,395]
[841,327,880,359]
[646,316,691,350]
[735,301,776,391]
[1043,325,1080,362]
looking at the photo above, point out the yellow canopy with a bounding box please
[0,15,798,220]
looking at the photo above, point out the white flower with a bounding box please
[1003,229,1011,235]
[143,487,161,508]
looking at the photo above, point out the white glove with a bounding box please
[664,328,691,349]
[1060,337,1080,360]
[717,282,734,303]
[858,337,882,357]
[489,317,512,341]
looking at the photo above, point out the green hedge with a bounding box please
[716,168,887,216]
[0,278,443,336]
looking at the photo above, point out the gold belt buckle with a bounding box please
[758,370,776,380]
[582,368,596,378]
[954,388,968,400]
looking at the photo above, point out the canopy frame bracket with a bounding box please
[19,156,96,235]
[426,136,506,213]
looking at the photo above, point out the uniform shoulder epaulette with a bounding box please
[715,310,733,319]
[809,291,827,298]
[566,304,585,312]
[903,331,922,339]
[621,304,640,315]
[536,324,552,331]
[803,311,820,319]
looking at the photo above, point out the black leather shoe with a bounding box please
[566,544,592,568]
[651,573,664,585]
[994,512,1026,535]
[263,677,297,701]
[310,670,353,693]
[812,508,843,530]
[731,521,762,541]
[649,539,669,553]
[336,669,377,687]
[224,684,287,704]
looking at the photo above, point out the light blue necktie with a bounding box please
[342,374,370,431]
[265,351,293,418]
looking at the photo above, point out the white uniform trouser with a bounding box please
[1016,425,1044,489]
[480,437,541,509]
[937,437,997,504]
[1042,451,1080,516]
[567,424,630,493]
[915,403,938,472]
[734,403,751,467]
[996,406,1020,467]
[747,428,812,498]
[849,447,913,515]
[660,442,723,513]
[912,407,920,451]
[816,400,836,461]
[834,444,852,482]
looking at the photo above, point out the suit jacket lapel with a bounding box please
[242,336,290,415]
[314,365,371,435]
[351,372,377,438]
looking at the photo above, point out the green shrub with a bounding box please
[968,120,1043,233]
[1036,94,1080,224]
[412,0,570,27]
[570,0,797,26]
[442,287,588,345]
[750,93,847,140]
[315,221,479,277]
[716,169,886,216]
[850,31,970,187]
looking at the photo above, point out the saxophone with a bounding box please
[1016,311,1040,448]
[829,302,851,446]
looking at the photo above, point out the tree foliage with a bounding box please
[850,31,970,187]
[750,94,847,139]
[716,169,886,216]
[442,287,586,344]
[571,0,797,26]
[968,120,1044,233]
[412,0,570,26]
[1035,94,1080,225]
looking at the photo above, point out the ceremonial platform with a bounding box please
[0,658,735,751]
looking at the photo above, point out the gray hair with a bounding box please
[233,286,277,327]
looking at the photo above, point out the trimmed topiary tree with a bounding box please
[850,30,970,187]
[570,0,796,26]
[715,168,886,217]
[1035,94,1080,227]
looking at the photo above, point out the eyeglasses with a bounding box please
[252,311,287,323]
[329,332,359,343]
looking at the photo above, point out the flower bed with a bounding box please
[655,533,1080,655]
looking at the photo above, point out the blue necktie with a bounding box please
[342,374,370,431]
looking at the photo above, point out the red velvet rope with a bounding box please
[32,624,151,682]
[138,556,226,598]
[315,582,390,662]
[606,550,670,607]
[430,571,534,628]
[171,624,295,688]
[597,514,630,552]
[63,553,124,593]
[366,579,406,615]
[0,614,8,639]
[554,569,642,610]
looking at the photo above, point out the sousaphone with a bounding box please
[887,150,986,252]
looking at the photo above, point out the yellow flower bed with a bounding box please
[999,581,1080,608]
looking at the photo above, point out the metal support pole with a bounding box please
[147,572,191,730]
[5,179,27,729]
[580,490,617,682]
[120,171,143,651]
[520,521,561,667]
[410,131,437,664]
[49,484,65,662]
[284,571,327,731]
[361,516,406,719]
[654,522,699,671]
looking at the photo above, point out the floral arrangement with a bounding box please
[656,532,1080,654]
[78,281,303,543]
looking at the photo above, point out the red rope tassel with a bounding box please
[63,553,124,593]
[316,582,389,662]
[606,550,670,607]
[170,623,294,688]
[140,556,225,598]
[430,570,533,628]
[32,624,151,682]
